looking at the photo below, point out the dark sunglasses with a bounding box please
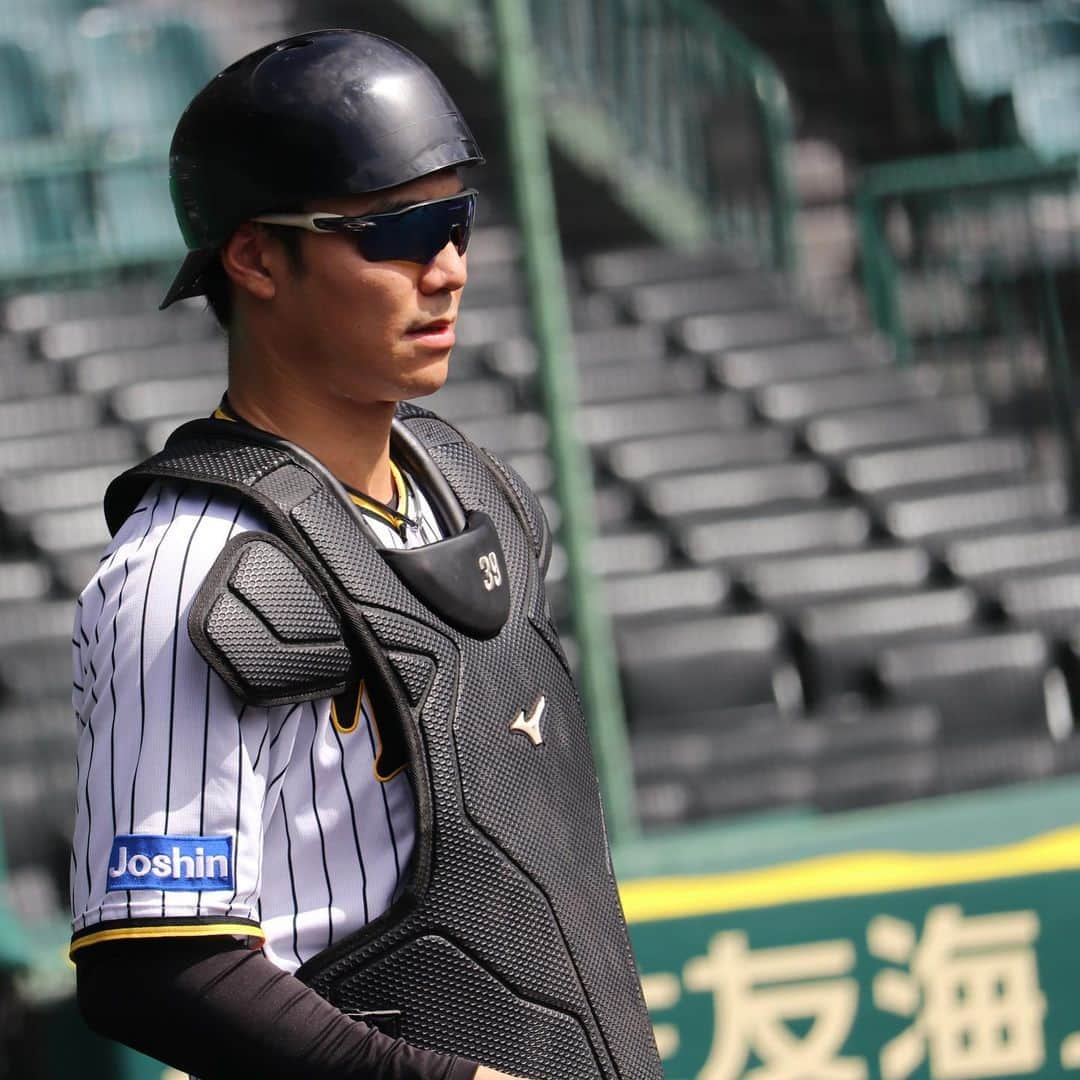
[253,188,478,265]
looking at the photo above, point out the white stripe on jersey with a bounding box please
[70,466,444,972]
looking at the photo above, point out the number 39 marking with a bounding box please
[478,551,502,592]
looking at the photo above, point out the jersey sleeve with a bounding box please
[68,481,291,957]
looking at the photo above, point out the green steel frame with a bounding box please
[856,145,1080,504]
[399,0,797,270]
[489,0,638,841]
[404,0,800,846]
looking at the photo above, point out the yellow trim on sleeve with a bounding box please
[69,922,265,958]
[618,824,1080,924]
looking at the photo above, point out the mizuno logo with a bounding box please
[510,695,546,746]
[106,834,234,892]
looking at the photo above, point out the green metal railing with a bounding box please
[403,0,798,842]
[400,0,797,269]
[856,145,1080,502]
[489,0,637,841]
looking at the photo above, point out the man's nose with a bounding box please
[419,241,468,293]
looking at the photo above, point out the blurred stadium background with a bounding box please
[1,0,1079,1076]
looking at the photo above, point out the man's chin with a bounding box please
[397,357,451,400]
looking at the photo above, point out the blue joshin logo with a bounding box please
[106,835,234,892]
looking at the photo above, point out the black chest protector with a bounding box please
[104,405,663,1080]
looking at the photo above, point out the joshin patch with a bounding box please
[106,834,234,892]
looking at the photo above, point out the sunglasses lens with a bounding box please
[357,192,476,264]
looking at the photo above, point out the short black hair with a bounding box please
[203,223,306,329]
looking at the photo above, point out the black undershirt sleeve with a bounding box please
[75,937,479,1080]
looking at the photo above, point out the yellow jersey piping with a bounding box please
[330,683,364,734]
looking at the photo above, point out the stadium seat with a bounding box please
[996,571,1080,638]
[0,638,71,700]
[879,479,1069,542]
[1011,57,1080,159]
[575,356,704,405]
[0,426,136,475]
[795,586,977,703]
[37,309,215,362]
[454,262,522,309]
[694,761,816,820]
[937,733,1060,797]
[755,366,937,423]
[877,630,1065,738]
[442,412,551,457]
[0,393,100,439]
[617,612,798,726]
[0,599,75,648]
[580,245,740,290]
[676,308,831,354]
[709,336,887,390]
[603,567,730,622]
[0,40,84,273]
[944,4,1080,134]
[606,427,795,482]
[94,163,183,260]
[882,0,986,49]
[70,340,225,394]
[682,505,872,564]
[641,460,830,519]
[945,523,1080,583]
[67,10,218,135]
[3,280,173,332]
[28,504,110,556]
[843,435,1031,496]
[0,362,61,400]
[741,545,933,609]
[804,394,989,456]
[50,548,105,597]
[0,40,51,138]
[0,337,27,365]
[576,393,749,447]
[110,374,227,426]
[619,272,784,323]
[815,743,939,811]
[416,378,516,422]
[0,558,50,603]
[0,461,133,524]
[455,304,529,348]
[501,451,552,495]
[590,527,672,576]
[570,323,666,367]
[636,701,940,783]
[633,714,813,783]
[577,483,635,531]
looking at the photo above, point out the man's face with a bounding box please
[266,169,469,406]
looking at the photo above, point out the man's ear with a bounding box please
[221,224,278,302]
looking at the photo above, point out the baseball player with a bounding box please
[69,28,663,1080]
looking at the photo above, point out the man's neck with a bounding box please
[225,384,398,506]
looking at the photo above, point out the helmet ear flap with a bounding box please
[162,28,484,308]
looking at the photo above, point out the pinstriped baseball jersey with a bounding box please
[69,454,444,973]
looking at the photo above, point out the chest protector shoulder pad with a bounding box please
[103,404,663,1080]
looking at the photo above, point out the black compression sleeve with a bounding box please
[75,937,479,1080]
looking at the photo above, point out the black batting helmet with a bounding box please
[160,28,484,309]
